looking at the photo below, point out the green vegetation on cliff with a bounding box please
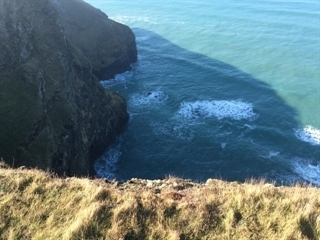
[0,164,319,240]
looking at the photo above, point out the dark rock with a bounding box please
[0,0,137,176]
[55,0,137,80]
[154,189,161,194]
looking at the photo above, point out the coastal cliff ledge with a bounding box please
[0,166,319,239]
[0,0,137,176]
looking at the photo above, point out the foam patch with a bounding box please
[293,158,320,186]
[94,144,122,180]
[177,100,258,121]
[129,91,168,108]
[294,125,320,145]
[100,70,134,87]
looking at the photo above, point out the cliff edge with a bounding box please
[0,166,319,239]
[0,0,137,176]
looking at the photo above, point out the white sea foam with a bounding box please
[129,90,168,108]
[221,142,227,149]
[100,70,134,88]
[244,124,256,130]
[151,122,195,141]
[94,144,122,180]
[294,125,320,146]
[135,35,151,42]
[111,15,158,25]
[293,158,320,186]
[259,150,280,159]
[177,100,258,121]
[268,151,280,158]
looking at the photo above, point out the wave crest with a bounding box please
[294,125,320,145]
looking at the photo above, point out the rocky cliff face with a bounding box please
[0,0,137,176]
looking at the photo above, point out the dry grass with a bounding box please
[0,166,319,240]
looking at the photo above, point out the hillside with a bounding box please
[0,164,319,239]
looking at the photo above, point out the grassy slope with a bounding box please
[0,164,319,240]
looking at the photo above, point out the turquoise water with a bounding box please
[85,0,320,185]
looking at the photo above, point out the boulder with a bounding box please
[0,0,137,176]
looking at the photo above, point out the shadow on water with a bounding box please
[100,28,319,185]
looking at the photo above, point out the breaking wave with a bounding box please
[294,125,320,145]
[94,143,122,180]
[292,158,320,186]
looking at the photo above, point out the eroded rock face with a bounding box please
[54,0,137,80]
[0,0,137,176]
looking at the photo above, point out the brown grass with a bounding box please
[0,165,319,240]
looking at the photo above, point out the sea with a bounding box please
[85,0,320,185]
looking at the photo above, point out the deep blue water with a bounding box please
[85,0,320,185]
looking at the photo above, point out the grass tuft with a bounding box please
[0,168,319,239]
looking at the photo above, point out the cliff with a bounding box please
[0,166,319,239]
[0,0,137,176]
